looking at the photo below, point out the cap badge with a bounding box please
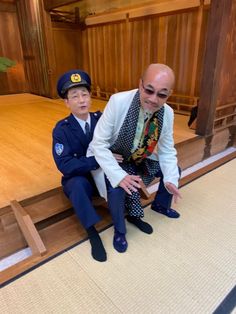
[71,73,81,83]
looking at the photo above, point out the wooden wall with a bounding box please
[52,22,81,84]
[80,1,209,97]
[0,0,209,100]
[0,1,27,94]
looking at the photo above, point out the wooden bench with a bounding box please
[0,182,153,285]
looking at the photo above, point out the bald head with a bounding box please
[139,63,175,112]
[142,63,175,90]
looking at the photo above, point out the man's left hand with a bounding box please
[165,182,182,203]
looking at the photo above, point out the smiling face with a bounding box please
[65,86,91,120]
[139,64,175,113]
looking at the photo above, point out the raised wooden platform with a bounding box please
[0,93,196,209]
[0,93,235,286]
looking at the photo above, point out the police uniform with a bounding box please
[53,70,126,234]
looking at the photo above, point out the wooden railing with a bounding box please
[214,102,236,130]
[91,86,199,115]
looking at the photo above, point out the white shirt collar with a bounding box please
[73,113,91,132]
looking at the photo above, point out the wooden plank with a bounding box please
[24,192,72,223]
[0,207,112,286]
[180,149,236,186]
[10,200,47,256]
[129,0,200,19]
[86,11,126,26]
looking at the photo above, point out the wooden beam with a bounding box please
[197,0,233,136]
[10,200,47,256]
[85,0,201,26]
[86,11,127,26]
[43,0,81,11]
[128,0,200,19]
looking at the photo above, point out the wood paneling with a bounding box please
[52,23,81,86]
[81,6,209,96]
[0,4,27,94]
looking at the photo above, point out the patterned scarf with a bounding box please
[130,112,159,164]
[110,90,164,184]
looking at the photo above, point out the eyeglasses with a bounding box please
[141,80,169,99]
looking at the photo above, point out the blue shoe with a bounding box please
[113,231,128,253]
[151,203,180,218]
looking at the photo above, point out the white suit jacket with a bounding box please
[88,89,179,199]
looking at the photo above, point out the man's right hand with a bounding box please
[119,175,142,195]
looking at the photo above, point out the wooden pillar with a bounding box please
[196,0,233,136]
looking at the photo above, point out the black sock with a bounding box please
[86,226,107,262]
[126,215,153,234]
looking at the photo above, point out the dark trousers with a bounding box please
[63,175,126,234]
[153,167,181,209]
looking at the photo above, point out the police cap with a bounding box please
[57,69,91,98]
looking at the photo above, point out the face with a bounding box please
[139,71,172,112]
[65,86,91,120]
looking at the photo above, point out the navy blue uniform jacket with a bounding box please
[52,112,102,186]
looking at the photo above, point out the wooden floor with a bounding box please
[0,93,196,209]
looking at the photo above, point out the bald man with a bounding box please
[88,64,181,240]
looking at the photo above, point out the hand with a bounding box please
[119,175,142,195]
[165,182,182,203]
[113,153,124,163]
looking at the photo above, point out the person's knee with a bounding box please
[64,176,92,196]
[108,185,125,198]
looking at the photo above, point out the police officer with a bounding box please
[53,70,128,262]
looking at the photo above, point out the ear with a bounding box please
[138,78,142,90]
[64,98,70,108]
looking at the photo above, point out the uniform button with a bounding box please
[64,119,68,122]
[74,153,77,157]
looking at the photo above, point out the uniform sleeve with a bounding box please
[52,126,99,177]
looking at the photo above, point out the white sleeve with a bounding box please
[89,95,127,187]
[158,106,179,187]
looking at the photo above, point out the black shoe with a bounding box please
[151,203,180,218]
[126,215,153,234]
[113,230,128,253]
[87,226,107,262]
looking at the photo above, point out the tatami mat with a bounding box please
[1,159,236,313]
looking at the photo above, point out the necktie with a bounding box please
[85,122,90,140]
